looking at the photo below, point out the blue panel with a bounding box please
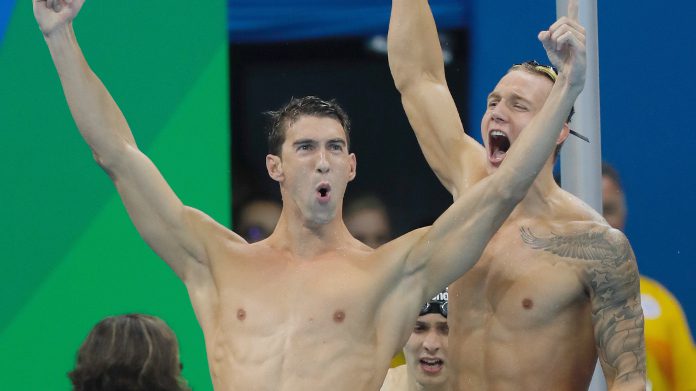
[0,0,17,44]
[229,0,468,43]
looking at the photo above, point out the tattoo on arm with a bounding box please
[520,227,646,384]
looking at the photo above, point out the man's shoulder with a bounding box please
[380,365,408,391]
[551,187,607,225]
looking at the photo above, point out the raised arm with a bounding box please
[402,0,587,298]
[388,0,486,198]
[34,0,225,281]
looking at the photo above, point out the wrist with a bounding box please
[555,73,585,95]
[43,22,73,43]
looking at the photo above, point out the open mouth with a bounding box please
[316,183,332,203]
[419,358,444,374]
[489,129,511,166]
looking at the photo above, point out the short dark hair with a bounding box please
[344,194,389,220]
[508,61,575,162]
[601,162,623,189]
[69,314,190,391]
[266,96,351,156]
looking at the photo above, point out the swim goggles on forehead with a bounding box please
[512,60,590,143]
[420,300,448,318]
[514,59,560,82]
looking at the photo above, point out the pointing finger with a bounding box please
[568,0,579,21]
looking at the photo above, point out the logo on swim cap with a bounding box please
[431,287,448,302]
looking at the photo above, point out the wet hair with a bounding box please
[508,61,575,161]
[68,314,190,391]
[266,96,351,156]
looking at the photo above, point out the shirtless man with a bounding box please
[388,0,645,389]
[36,0,584,389]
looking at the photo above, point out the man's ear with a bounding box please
[266,154,284,182]
[347,153,357,182]
[557,122,571,145]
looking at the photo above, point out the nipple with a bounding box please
[522,298,534,309]
[333,310,346,323]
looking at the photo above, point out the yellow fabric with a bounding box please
[390,351,405,367]
[641,276,696,391]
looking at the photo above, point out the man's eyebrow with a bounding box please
[508,92,533,105]
[327,138,347,145]
[292,139,317,146]
[487,91,533,106]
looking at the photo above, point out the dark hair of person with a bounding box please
[68,314,190,391]
[344,194,389,220]
[266,96,351,156]
[601,162,623,189]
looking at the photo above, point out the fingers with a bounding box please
[555,30,585,54]
[568,0,579,21]
[550,24,585,51]
[538,30,554,50]
[46,0,62,12]
[545,17,585,53]
[548,16,585,37]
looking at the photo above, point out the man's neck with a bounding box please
[406,373,448,391]
[509,162,562,218]
[269,210,353,259]
[401,363,448,391]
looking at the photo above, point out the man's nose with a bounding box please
[490,105,507,123]
[316,150,330,173]
[423,332,441,353]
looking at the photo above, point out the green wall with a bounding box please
[0,2,228,389]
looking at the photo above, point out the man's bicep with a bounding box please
[406,178,509,294]
[110,146,210,277]
[589,232,646,388]
[401,81,486,196]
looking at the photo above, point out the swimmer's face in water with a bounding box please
[267,115,356,225]
[481,69,554,171]
[404,313,450,387]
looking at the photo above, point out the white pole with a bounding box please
[557,0,603,209]
[556,0,606,390]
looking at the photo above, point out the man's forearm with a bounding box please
[44,24,135,167]
[497,78,581,197]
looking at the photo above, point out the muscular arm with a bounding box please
[401,47,585,302]
[388,0,485,197]
[591,231,646,390]
[36,1,222,281]
[402,174,522,298]
[389,0,586,203]
[520,227,647,390]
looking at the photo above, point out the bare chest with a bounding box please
[450,222,590,329]
[197,248,392,390]
[212,250,383,335]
